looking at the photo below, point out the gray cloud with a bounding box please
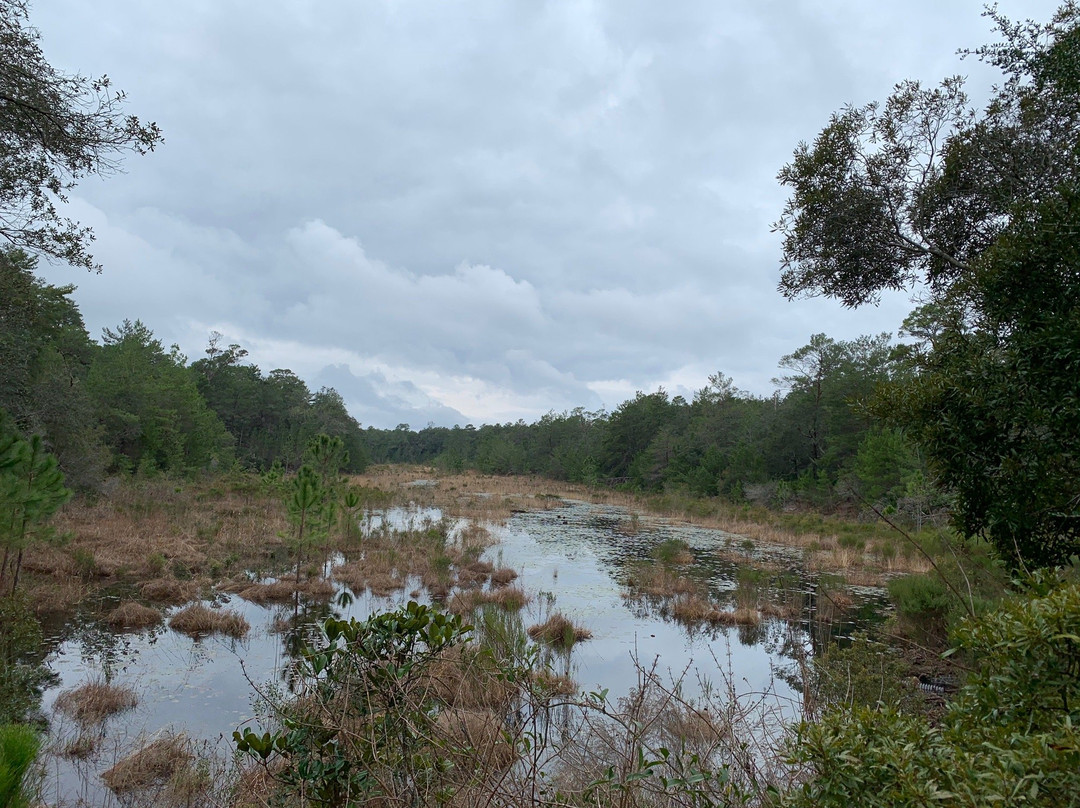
[31,0,1061,427]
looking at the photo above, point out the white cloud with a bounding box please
[29,0,1064,427]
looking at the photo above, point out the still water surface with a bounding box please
[39,500,885,805]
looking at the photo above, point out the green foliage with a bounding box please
[284,464,329,580]
[0,723,40,808]
[851,427,922,505]
[774,3,1080,568]
[0,412,70,593]
[192,334,369,473]
[652,538,691,566]
[808,633,920,715]
[234,602,476,806]
[788,576,1080,807]
[87,320,232,474]
[0,249,105,488]
[887,573,952,641]
[0,0,162,271]
[0,593,53,724]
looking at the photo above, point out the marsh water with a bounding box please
[37,499,887,806]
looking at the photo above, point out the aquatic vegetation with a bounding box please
[527,612,592,649]
[168,603,249,638]
[104,601,163,629]
[54,680,137,725]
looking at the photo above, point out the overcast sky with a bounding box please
[29,0,1061,428]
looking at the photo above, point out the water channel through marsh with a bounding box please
[37,499,888,806]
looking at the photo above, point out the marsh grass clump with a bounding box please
[668,594,764,627]
[105,601,163,629]
[654,537,694,566]
[54,680,138,725]
[626,563,701,598]
[449,585,531,615]
[528,612,592,649]
[140,577,198,604]
[100,734,193,795]
[237,578,335,604]
[490,566,518,586]
[168,603,249,638]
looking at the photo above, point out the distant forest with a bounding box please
[3,246,932,521]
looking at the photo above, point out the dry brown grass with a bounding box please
[168,603,250,638]
[531,669,578,696]
[668,594,766,627]
[671,593,716,622]
[490,567,518,586]
[347,465,578,524]
[230,762,287,808]
[105,601,163,629]
[236,577,335,604]
[626,563,702,598]
[140,577,198,603]
[61,734,99,759]
[101,734,192,794]
[433,708,517,770]
[528,613,592,648]
[21,477,289,608]
[448,585,531,615]
[54,680,138,725]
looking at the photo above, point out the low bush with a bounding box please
[787,575,1080,806]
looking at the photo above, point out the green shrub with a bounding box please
[787,576,1080,806]
[0,724,40,808]
[887,573,951,643]
[808,633,920,715]
[0,595,54,724]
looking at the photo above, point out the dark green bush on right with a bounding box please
[787,576,1080,807]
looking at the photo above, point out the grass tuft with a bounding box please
[528,613,592,649]
[105,601,163,629]
[168,603,249,638]
[54,680,138,725]
[101,735,192,795]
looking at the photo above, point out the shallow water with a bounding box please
[38,500,885,806]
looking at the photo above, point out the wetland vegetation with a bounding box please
[2,1,1080,805]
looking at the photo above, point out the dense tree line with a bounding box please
[363,336,933,518]
[0,248,369,486]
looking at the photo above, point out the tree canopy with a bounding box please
[775,4,1080,567]
[0,0,161,271]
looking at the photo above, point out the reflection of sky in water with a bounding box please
[39,501,884,805]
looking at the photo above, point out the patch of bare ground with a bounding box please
[54,680,138,725]
[168,603,249,638]
[105,601,163,629]
[528,613,592,649]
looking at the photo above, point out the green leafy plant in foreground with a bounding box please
[787,573,1080,807]
[235,602,476,806]
[0,724,40,808]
